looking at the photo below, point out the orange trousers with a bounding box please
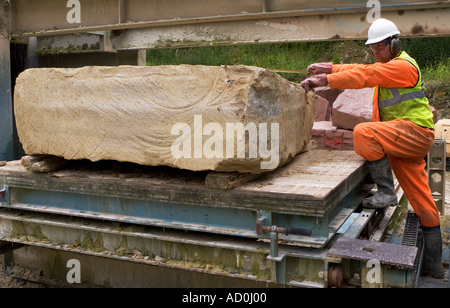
[353,119,440,227]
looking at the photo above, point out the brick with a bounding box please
[312,121,355,151]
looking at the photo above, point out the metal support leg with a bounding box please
[270,231,278,258]
[0,35,14,162]
[427,139,446,215]
[267,230,286,284]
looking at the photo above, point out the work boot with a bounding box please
[362,156,398,209]
[421,226,444,279]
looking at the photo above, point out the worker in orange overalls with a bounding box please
[301,18,444,279]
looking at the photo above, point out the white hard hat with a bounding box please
[365,18,401,45]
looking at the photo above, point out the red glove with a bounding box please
[307,62,333,75]
[300,74,328,92]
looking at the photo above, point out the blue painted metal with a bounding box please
[2,179,368,247]
[0,38,14,162]
[337,212,359,234]
[10,187,257,235]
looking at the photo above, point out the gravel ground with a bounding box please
[0,257,52,288]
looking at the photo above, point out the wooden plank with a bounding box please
[205,172,262,190]
[205,140,318,190]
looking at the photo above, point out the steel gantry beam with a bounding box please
[6,0,450,50]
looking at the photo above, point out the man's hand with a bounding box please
[300,74,328,92]
[307,62,333,75]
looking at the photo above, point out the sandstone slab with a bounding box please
[14,65,315,173]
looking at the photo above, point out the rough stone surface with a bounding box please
[332,88,373,130]
[14,65,315,173]
[314,86,344,105]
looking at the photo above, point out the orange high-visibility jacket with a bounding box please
[328,56,440,227]
[327,57,420,123]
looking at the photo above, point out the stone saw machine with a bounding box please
[0,0,449,288]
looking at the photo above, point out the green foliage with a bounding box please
[146,38,450,73]
[401,37,450,69]
[422,57,450,83]
[146,41,368,82]
[146,42,319,70]
[423,57,450,119]
[146,38,449,70]
[147,42,324,83]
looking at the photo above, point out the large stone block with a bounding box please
[14,65,315,173]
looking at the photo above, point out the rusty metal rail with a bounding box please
[6,0,450,49]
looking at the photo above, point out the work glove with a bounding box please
[307,62,333,75]
[300,74,328,92]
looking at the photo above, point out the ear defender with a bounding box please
[390,36,402,55]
